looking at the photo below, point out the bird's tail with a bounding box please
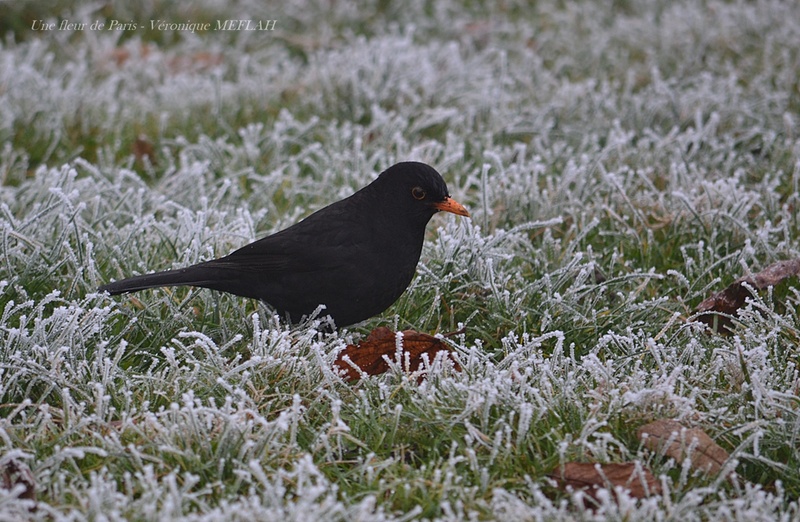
[99,264,221,295]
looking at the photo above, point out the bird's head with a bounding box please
[374,162,470,222]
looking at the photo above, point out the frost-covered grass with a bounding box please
[2,0,800,519]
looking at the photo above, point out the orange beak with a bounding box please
[433,196,470,217]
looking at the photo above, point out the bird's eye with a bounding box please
[411,186,426,200]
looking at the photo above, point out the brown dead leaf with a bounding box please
[550,462,661,502]
[1,458,36,504]
[334,327,460,381]
[638,419,730,476]
[696,258,800,333]
[167,52,224,73]
[133,134,156,165]
[104,44,222,74]
[107,43,153,67]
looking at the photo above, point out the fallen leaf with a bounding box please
[334,327,460,381]
[550,462,661,502]
[133,134,156,165]
[0,458,36,503]
[638,419,730,476]
[107,43,153,67]
[167,52,224,73]
[104,44,222,74]
[695,258,800,333]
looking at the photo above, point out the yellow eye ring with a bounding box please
[411,186,426,200]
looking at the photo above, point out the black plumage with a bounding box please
[100,162,469,327]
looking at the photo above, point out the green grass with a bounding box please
[1,0,800,520]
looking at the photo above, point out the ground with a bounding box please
[1,0,799,520]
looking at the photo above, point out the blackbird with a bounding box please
[99,162,469,327]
